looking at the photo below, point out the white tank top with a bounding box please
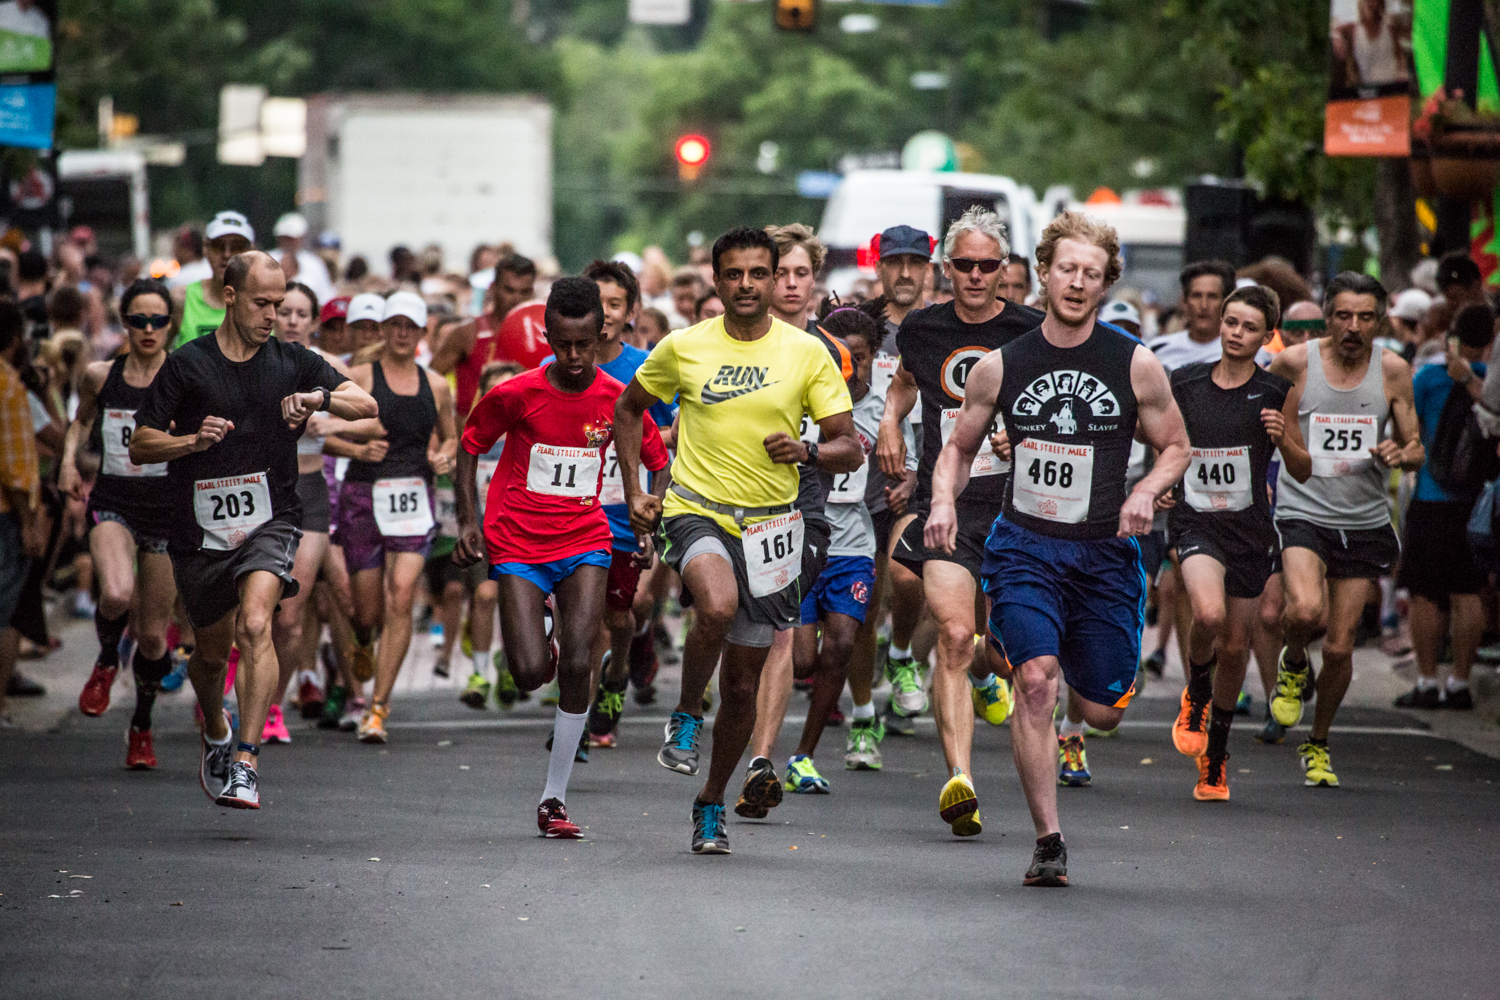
[1354,22,1401,85]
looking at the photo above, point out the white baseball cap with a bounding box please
[1100,299,1141,328]
[383,290,428,327]
[205,211,254,243]
[611,250,644,275]
[347,293,385,325]
[1390,287,1433,323]
[273,212,309,240]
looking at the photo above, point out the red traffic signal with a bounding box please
[675,134,710,181]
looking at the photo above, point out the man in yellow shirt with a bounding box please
[615,227,862,854]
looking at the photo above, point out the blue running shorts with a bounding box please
[492,550,612,594]
[799,555,877,626]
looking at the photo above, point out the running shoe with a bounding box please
[1084,724,1118,738]
[78,662,118,717]
[1194,753,1230,801]
[938,773,981,836]
[461,672,491,709]
[428,621,444,649]
[432,654,450,680]
[784,755,830,794]
[261,704,292,744]
[886,655,927,716]
[1393,684,1441,709]
[1023,833,1069,887]
[734,757,784,818]
[883,705,916,737]
[1057,733,1091,787]
[1298,741,1339,787]
[1256,709,1286,744]
[1234,691,1253,716]
[126,727,157,770]
[216,760,260,809]
[691,800,730,854]
[589,732,617,749]
[544,727,590,764]
[1143,646,1166,678]
[159,652,188,693]
[587,677,626,737]
[351,641,376,683]
[1171,687,1209,758]
[339,696,366,732]
[318,685,348,730]
[539,679,561,706]
[297,674,325,718]
[357,703,389,744]
[825,706,845,727]
[1443,686,1475,710]
[658,711,703,775]
[845,719,883,771]
[537,798,581,839]
[493,653,519,709]
[970,673,1012,726]
[198,710,234,802]
[1270,648,1310,727]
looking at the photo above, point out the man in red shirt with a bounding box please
[433,254,538,413]
[454,277,668,838]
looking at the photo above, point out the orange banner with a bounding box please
[1324,94,1412,156]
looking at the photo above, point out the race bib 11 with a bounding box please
[1184,446,1252,512]
[194,472,272,551]
[1012,438,1093,524]
[1309,413,1378,477]
[526,444,601,501]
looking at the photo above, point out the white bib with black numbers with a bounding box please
[1308,412,1378,477]
[101,409,165,478]
[1184,446,1252,512]
[827,463,869,504]
[526,444,601,500]
[1011,438,1093,524]
[940,407,1010,477]
[194,472,272,551]
[372,477,433,537]
[742,510,804,598]
[475,458,499,515]
[598,442,649,507]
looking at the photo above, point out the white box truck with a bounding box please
[298,94,552,273]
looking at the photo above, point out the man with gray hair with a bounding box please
[875,205,1045,838]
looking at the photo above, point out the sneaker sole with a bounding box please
[542,826,582,839]
[358,733,388,744]
[845,758,881,771]
[734,773,783,817]
[1059,774,1092,787]
[691,842,731,855]
[1194,788,1230,801]
[786,782,829,795]
[460,693,488,709]
[1023,871,1069,887]
[1304,776,1339,787]
[656,750,698,775]
[215,794,260,810]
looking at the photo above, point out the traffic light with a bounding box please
[774,0,817,32]
[675,133,710,181]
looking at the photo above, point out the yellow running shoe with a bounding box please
[1298,741,1339,787]
[938,772,982,836]
[1270,647,1309,727]
[357,702,389,744]
[970,673,1012,726]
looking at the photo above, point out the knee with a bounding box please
[1011,657,1057,702]
[720,667,761,706]
[693,595,737,635]
[1282,598,1320,634]
[237,609,273,648]
[99,580,132,617]
[1321,638,1354,662]
[937,619,974,657]
[1193,604,1226,638]
[605,608,633,637]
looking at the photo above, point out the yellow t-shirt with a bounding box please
[634,315,853,535]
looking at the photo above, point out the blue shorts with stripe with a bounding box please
[800,555,876,626]
[980,514,1145,709]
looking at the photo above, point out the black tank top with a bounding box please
[345,360,438,483]
[88,355,169,523]
[998,322,1138,540]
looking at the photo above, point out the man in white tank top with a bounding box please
[1266,273,1423,789]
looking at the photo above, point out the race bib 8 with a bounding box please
[1184,446,1252,512]
[435,483,458,537]
[476,458,499,515]
[526,444,601,501]
[373,477,433,538]
[598,442,650,507]
[101,409,165,478]
[1011,438,1094,523]
[742,510,805,598]
[194,472,272,551]
[1308,413,1378,477]
[827,462,870,504]
[940,408,1010,478]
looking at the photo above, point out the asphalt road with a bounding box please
[2,685,1497,1000]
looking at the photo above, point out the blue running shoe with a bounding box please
[658,711,703,775]
[691,800,730,854]
[1057,733,1092,787]
[159,651,189,693]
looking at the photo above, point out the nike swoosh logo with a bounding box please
[701,381,779,404]
[1247,394,1262,400]
[1361,402,1370,407]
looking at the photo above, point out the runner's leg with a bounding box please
[699,640,774,805]
[370,552,428,707]
[232,570,288,764]
[749,629,794,759]
[674,553,739,716]
[925,561,977,775]
[188,612,236,742]
[1309,577,1372,741]
[794,611,859,758]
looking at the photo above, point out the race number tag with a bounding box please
[742,510,805,598]
[475,458,499,515]
[1308,413,1378,477]
[798,413,820,445]
[372,477,434,537]
[1184,446,1252,512]
[101,409,165,478]
[194,472,272,551]
[940,408,1010,477]
[871,355,898,396]
[1012,439,1093,524]
[435,483,458,537]
[827,462,870,503]
[598,442,649,506]
[526,444,601,500]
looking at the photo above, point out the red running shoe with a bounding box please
[79,662,118,717]
[126,727,157,769]
[537,797,581,839]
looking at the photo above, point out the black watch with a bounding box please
[804,441,819,465]
[318,387,331,412]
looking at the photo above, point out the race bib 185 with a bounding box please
[372,477,433,538]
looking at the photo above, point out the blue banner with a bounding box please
[0,82,55,148]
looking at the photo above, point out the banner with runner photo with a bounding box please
[1325,0,1413,156]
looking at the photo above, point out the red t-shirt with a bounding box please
[461,364,669,565]
[454,313,500,416]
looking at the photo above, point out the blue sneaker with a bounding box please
[159,651,189,693]
[1057,733,1092,787]
[784,754,830,794]
[691,800,730,854]
[658,711,703,774]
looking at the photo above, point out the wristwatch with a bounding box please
[318,387,332,411]
[804,441,819,465]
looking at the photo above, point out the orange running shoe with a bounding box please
[1194,753,1230,801]
[1171,686,1209,758]
[126,727,157,769]
[78,662,118,717]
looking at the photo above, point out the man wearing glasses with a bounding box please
[875,206,1045,838]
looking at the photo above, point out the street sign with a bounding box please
[796,171,841,198]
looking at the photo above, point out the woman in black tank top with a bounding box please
[58,279,180,767]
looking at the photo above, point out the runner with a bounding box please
[171,211,254,348]
[1162,285,1309,801]
[1268,272,1423,788]
[130,251,376,808]
[434,253,538,414]
[931,211,1190,885]
[337,291,456,744]
[62,279,178,767]
[615,227,860,854]
[453,277,668,838]
[347,293,386,355]
[876,207,1043,835]
[997,252,1032,306]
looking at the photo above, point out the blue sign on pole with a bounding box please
[0,83,56,149]
[796,170,842,198]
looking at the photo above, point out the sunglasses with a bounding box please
[125,313,171,330]
[949,257,1003,274]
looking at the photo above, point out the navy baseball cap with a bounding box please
[876,225,935,261]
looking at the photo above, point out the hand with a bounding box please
[21,516,46,559]
[876,419,906,479]
[453,523,485,567]
[884,472,914,516]
[192,416,233,452]
[58,464,83,502]
[628,491,663,536]
[763,432,807,465]
[1117,490,1156,537]
[1153,492,1176,511]
[922,502,959,555]
[1259,407,1285,446]
[429,451,452,476]
[355,439,389,464]
[1447,349,1477,386]
[989,427,1011,463]
[281,391,324,428]
[631,534,655,570]
[1371,438,1402,466]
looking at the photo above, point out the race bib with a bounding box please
[1012,439,1094,524]
[435,483,458,538]
[598,442,650,507]
[101,409,165,478]
[1184,446,1252,512]
[827,462,870,504]
[798,413,820,445]
[872,355,899,396]
[1309,413,1378,477]
[941,408,1010,477]
[526,444,601,500]
[742,510,805,598]
[194,472,272,551]
[476,458,499,515]
[372,477,434,538]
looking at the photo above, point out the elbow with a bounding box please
[352,396,379,420]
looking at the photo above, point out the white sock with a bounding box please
[1059,719,1086,739]
[889,644,911,661]
[471,651,488,679]
[1446,676,1469,692]
[851,701,875,720]
[206,725,231,746]
[969,671,996,689]
[541,708,587,804]
[1417,675,1438,691]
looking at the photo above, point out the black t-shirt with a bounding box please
[896,299,1045,509]
[134,333,345,554]
[1167,361,1291,546]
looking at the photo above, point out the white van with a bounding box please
[58,149,150,260]
[1064,196,1185,306]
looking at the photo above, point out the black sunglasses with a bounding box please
[949,258,1003,274]
[125,313,171,330]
